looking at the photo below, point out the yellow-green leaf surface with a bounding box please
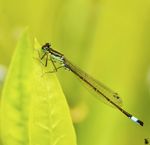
[0,30,77,145]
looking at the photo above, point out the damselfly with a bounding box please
[40,43,144,126]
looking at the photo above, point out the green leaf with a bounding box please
[0,29,77,145]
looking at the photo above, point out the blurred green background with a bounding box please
[0,0,150,145]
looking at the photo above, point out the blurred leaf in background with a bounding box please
[0,0,150,145]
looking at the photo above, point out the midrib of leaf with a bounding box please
[29,39,77,145]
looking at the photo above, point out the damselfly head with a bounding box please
[42,43,51,52]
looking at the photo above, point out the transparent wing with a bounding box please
[65,58,123,107]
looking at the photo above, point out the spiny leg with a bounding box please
[45,54,48,67]
[45,59,65,73]
[50,58,57,71]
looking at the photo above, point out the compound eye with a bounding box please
[45,43,50,47]
[42,43,50,51]
[41,46,44,50]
